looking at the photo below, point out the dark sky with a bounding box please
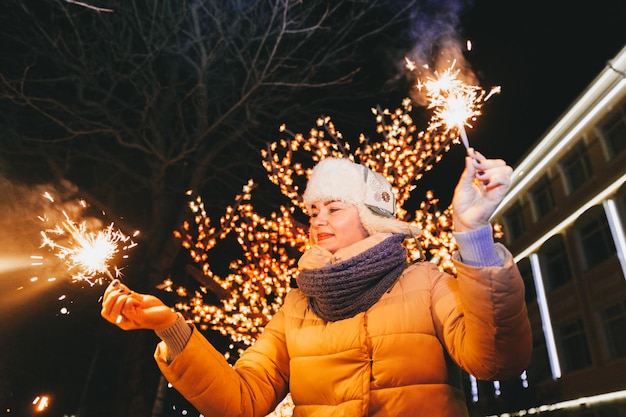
[405,0,626,202]
[461,0,625,163]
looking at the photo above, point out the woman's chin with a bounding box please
[317,241,337,253]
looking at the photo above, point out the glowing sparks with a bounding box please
[33,395,50,412]
[40,210,138,286]
[410,59,500,149]
[30,255,44,266]
[404,56,417,72]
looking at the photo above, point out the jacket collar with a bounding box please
[298,233,393,270]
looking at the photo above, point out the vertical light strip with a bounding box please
[603,199,626,280]
[520,370,529,388]
[469,374,479,403]
[493,381,501,397]
[529,253,562,379]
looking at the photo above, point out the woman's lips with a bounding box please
[316,233,333,241]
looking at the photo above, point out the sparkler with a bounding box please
[40,204,138,286]
[407,58,500,149]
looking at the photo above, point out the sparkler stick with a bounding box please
[459,126,470,150]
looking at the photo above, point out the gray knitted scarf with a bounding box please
[297,234,408,322]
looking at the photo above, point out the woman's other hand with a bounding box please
[452,148,513,233]
[101,279,178,331]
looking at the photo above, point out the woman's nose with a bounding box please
[311,213,328,227]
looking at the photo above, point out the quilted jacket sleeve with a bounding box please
[432,243,532,381]
[154,303,291,417]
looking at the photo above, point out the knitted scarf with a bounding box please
[297,234,408,322]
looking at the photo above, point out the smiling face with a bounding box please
[308,200,369,254]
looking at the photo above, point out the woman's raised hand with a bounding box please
[452,148,513,233]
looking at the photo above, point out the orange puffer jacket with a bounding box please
[155,244,532,417]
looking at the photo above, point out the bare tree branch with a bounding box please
[65,0,114,13]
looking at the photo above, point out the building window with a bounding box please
[559,141,593,194]
[518,258,536,305]
[527,333,552,383]
[539,235,572,291]
[558,319,592,372]
[600,300,626,359]
[573,207,617,271]
[529,174,555,220]
[503,201,525,241]
[598,101,626,159]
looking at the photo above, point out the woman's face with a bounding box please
[308,200,369,254]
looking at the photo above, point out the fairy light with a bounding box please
[165,181,309,349]
[264,99,455,222]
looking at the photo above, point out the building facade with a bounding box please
[471,45,626,417]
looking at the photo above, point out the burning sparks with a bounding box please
[408,58,500,149]
[40,200,138,286]
[32,395,50,412]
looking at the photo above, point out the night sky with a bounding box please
[416,0,626,202]
[0,0,625,416]
[464,0,625,160]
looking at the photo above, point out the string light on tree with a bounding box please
[165,181,309,353]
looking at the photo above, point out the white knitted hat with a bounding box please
[302,158,421,237]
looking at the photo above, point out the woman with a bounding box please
[102,149,532,417]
